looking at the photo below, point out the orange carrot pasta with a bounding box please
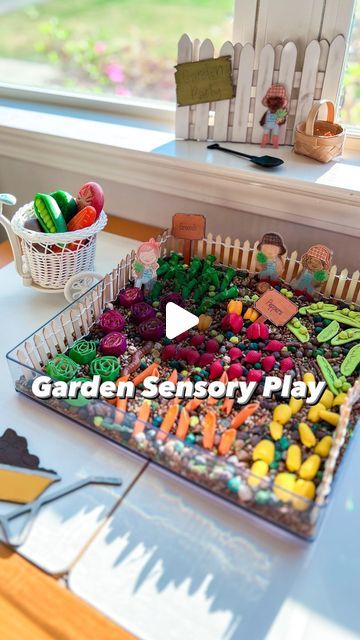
[115,397,128,423]
[132,363,159,386]
[168,369,178,384]
[185,397,202,412]
[218,428,236,455]
[157,404,179,441]
[176,407,190,440]
[106,374,130,404]
[203,412,216,449]
[207,371,229,406]
[133,401,151,436]
[221,396,235,416]
[230,403,259,429]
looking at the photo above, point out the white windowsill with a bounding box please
[0,101,359,236]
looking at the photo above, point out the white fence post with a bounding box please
[175,33,345,144]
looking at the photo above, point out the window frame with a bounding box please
[0,83,175,125]
[0,0,358,140]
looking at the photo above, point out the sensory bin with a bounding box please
[8,245,360,539]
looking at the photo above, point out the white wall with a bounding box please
[1,155,359,271]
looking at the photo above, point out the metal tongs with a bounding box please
[0,476,122,547]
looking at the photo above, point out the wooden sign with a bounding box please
[175,56,234,107]
[172,214,206,240]
[172,214,206,263]
[255,289,298,326]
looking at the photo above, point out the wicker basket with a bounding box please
[10,203,107,290]
[294,100,345,163]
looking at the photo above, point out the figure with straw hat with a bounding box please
[260,84,288,148]
[293,244,333,296]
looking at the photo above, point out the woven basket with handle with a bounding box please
[294,100,345,163]
[10,203,107,290]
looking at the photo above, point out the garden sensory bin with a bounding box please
[7,229,360,540]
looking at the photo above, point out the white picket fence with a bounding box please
[13,229,360,380]
[175,33,346,144]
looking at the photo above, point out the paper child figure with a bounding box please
[293,244,332,296]
[132,238,161,292]
[260,84,288,148]
[256,232,287,283]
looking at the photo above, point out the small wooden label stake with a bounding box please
[254,288,298,327]
[172,213,206,264]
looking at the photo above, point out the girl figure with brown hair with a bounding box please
[256,232,287,283]
[260,84,288,148]
[293,244,332,296]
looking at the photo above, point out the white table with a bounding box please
[1,231,359,640]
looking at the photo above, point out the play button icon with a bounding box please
[165,302,199,340]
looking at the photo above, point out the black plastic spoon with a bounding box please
[207,143,284,168]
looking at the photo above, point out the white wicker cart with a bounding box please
[0,194,106,301]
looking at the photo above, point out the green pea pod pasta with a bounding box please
[50,190,77,223]
[34,193,67,233]
[340,344,360,377]
[319,310,360,329]
[299,302,337,315]
[316,320,340,343]
[316,355,343,395]
[331,329,360,345]
[286,317,309,343]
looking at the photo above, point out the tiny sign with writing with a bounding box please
[255,289,298,327]
[175,56,234,107]
[172,213,206,263]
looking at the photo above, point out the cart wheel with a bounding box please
[64,271,103,302]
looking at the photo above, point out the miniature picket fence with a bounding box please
[15,229,360,376]
[176,33,346,145]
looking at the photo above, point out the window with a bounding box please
[339,0,360,127]
[0,0,358,134]
[0,0,233,102]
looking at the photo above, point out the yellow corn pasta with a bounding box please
[248,460,269,487]
[318,409,340,427]
[314,435,333,458]
[286,444,302,472]
[299,454,321,480]
[289,397,303,415]
[269,420,283,441]
[273,404,292,425]
[307,402,326,423]
[252,439,275,465]
[298,422,317,448]
[320,389,334,409]
[273,473,296,502]
[292,479,316,511]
